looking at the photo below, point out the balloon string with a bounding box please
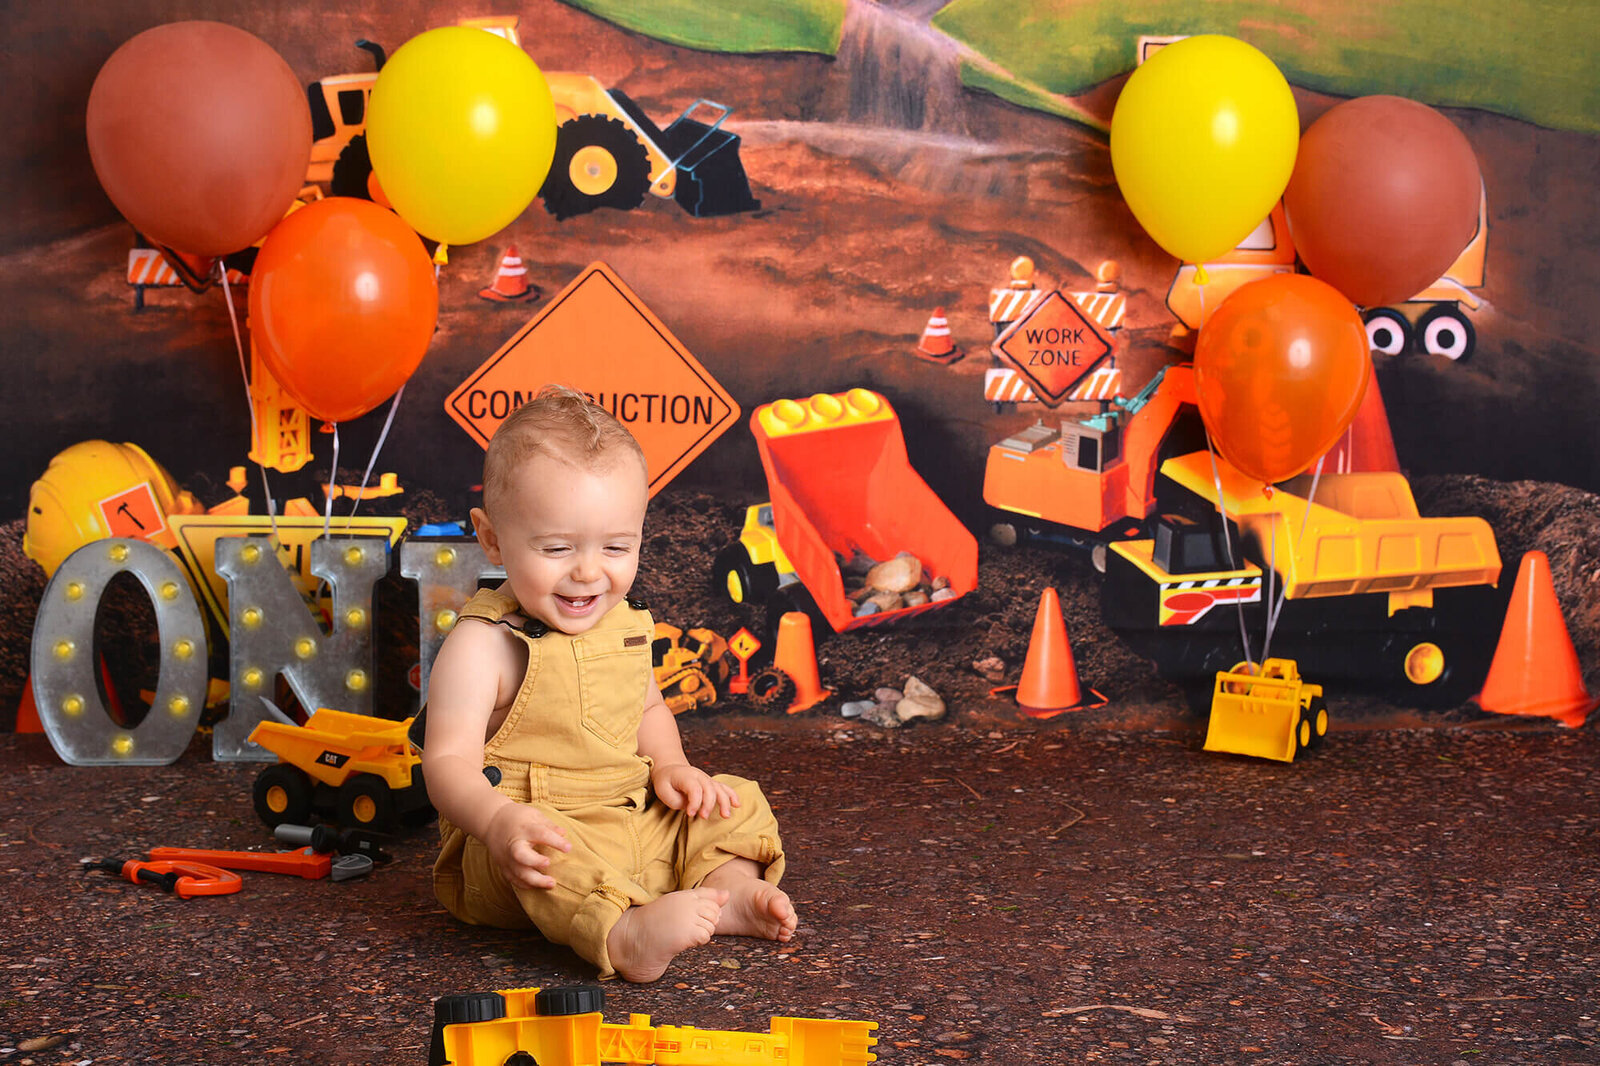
[218,264,282,552]
[342,384,405,532]
[1204,428,1254,670]
[322,422,340,541]
[1261,453,1326,663]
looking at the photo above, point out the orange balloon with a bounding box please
[248,198,439,423]
[1193,274,1370,484]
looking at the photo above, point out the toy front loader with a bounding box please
[1203,658,1328,762]
[750,389,977,634]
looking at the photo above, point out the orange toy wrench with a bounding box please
[84,858,242,899]
[147,846,331,880]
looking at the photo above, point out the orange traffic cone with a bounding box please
[479,245,540,303]
[773,611,831,714]
[915,307,964,365]
[1014,588,1104,718]
[1473,551,1599,728]
[14,673,42,734]
[1327,362,1401,474]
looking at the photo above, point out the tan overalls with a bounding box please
[433,589,785,978]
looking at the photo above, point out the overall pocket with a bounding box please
[574,626,652,747]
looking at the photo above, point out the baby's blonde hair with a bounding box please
[481,384,647,516]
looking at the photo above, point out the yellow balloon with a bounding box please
[1111,35,1299,265]
[366,27,556,246]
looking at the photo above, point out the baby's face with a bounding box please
[483,450,648,635]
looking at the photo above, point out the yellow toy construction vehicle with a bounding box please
[306,18,760,220]
[248,707,430,833]
[652,622,733,715]
[1203,658,1329,762]
[429,985,877,1066]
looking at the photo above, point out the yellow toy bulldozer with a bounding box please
[1203,658,1329,762]
[305,19,760,220]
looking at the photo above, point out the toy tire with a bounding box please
[1417,304,1475,361]
[1305,696,1329,750]
[713,543,779,607]
[429,992,506,1066]
[253,765,313,828]
[1362,306,1413,356]
[747,666,797,710]
[330,134,374,201]
[535,985,605,1016]
[337,773,396,832]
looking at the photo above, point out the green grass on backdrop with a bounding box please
[563,0,847,54]
[932,0,1600,133]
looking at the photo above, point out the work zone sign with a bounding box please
[992,291,1113,406]
[445,262,740,496]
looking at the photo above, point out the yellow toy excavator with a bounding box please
[304,18,760,219]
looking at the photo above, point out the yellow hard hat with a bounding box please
[23,441,202,577]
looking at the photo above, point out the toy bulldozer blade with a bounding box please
[1203,658,1328,762]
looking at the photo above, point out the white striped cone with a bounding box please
[479,245,537,301]
[915,306,964,363]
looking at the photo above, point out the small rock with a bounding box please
[866,553,922,593]
[896,675,946,722]
[853,600,880,617]
[930,574,950,591]
[839,700,873,718]
[861,702,903,728]
[840,549,878,577]
[875,687,904,705]
[902,589,930,607]
[929,587,955,602]
[972,656,1006,682]
[866,590,903,613]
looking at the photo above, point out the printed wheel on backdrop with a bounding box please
[1362,307,1413,356]
[1417,305,1475,361]
[746,666,797,710]
[539,114,652,219]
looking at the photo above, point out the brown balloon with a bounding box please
[86,21,311,257]
[1283,96,1481,308]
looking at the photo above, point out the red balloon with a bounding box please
[1194,274,1371,485]
[248,198,439,423]
[1283,96,1481,308]
[86,21,311,256]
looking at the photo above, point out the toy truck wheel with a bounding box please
[330,134,375,201]
[539,114,653,220]
[1417,304,1475,361]
[337,773,396,832]
[713,543,779,606]
[534,985,605,1016]
[1362,307,1413,356]
[253,765,313,828]
[1306,696,1329,750]
[429,992,507,1066]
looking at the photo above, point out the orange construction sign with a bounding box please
[992,291,1113,406]
[445,262,740,496]
[98,483,167,541]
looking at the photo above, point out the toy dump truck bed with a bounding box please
[751,389,977,633]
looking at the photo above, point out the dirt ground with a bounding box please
[3,722,1598,1065]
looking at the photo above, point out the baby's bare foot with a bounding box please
[608,887,727,983]
[711,877,798,942]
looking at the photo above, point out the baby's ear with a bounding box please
[470,507,502,563]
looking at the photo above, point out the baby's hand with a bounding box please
[485,803,571,890]
[652,763,740,819]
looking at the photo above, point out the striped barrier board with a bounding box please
[984,364,1122,405]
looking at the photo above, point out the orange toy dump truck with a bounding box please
[713,389,978,634]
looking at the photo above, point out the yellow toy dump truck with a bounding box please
[1103,450,1510,709]
[248,708,430,833]
[429,985,877,1066]
[1204,658,1329,762]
